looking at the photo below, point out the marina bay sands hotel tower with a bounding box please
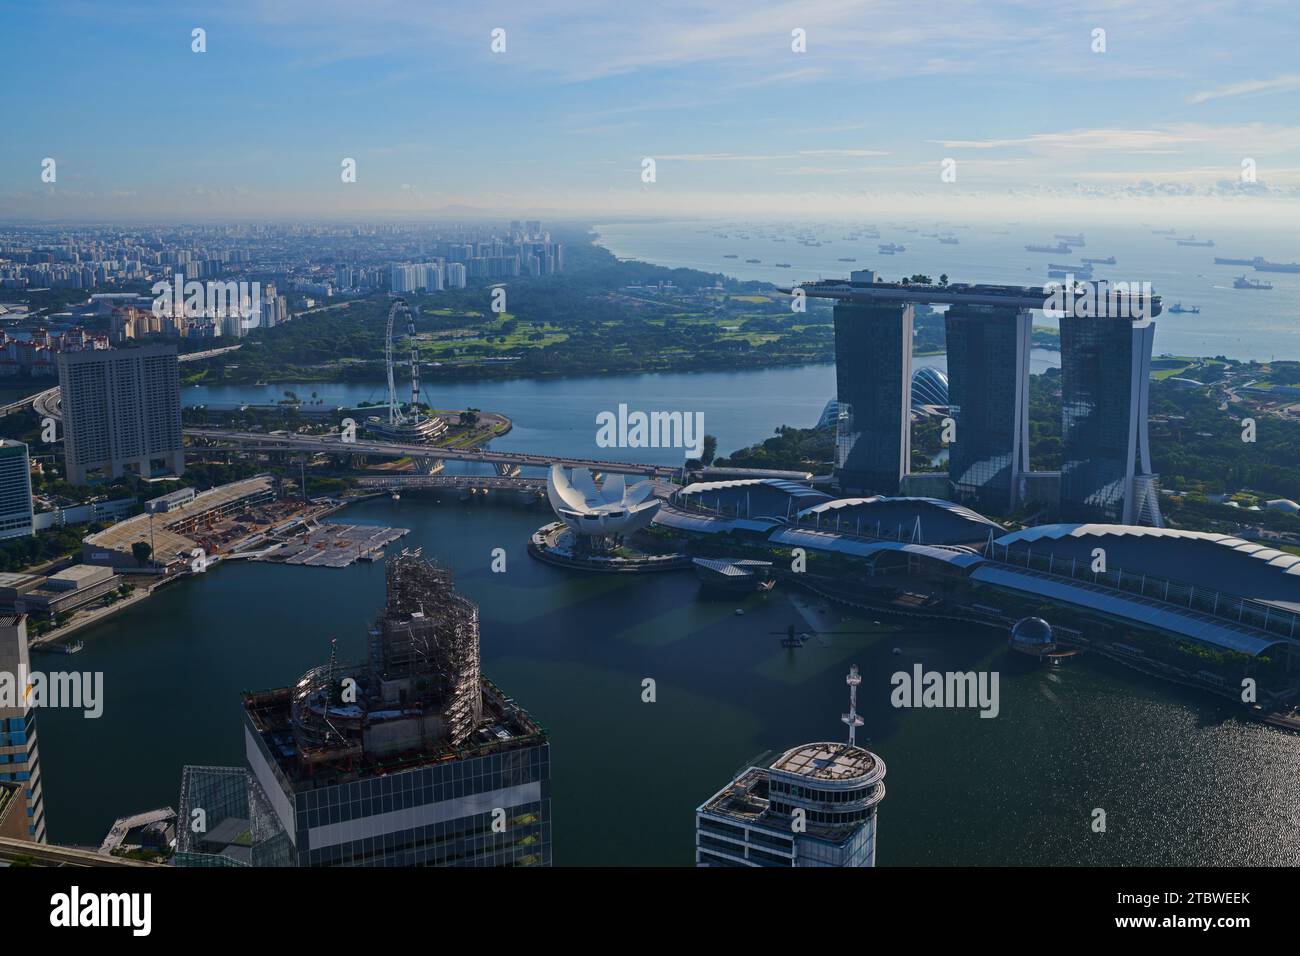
[802,270,1163,525]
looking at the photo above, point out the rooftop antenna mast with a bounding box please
[842,664,864,747]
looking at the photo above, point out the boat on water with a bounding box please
[1215,256,1258,265]
[1177,238,1215,247]
[1081,256,1116,265]
[774,262,791,268]
[938,236,959,244]
[745,258,761,263]
[837,257,856,262]
[1168,303,1201,314]
[1048,267,1092,279]
[723,254,738,258]
[60,640,84,655]
[1255,260,1300,273]
[878,243,906,254]
[1026,242,1071,254]
[1234,275,1273,290]
[1055,233,1085,246]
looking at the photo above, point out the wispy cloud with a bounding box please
[1189,73,1300,104]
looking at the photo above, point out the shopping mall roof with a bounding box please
[768,527,986,569]
[794,496,1005,545]
[992,524,1300,612]
[971,564,1285,656]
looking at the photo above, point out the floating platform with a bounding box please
[256,522,410,568]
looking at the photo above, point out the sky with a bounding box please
[2,0,1299,222]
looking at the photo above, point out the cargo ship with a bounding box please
[1214,256,1257,265]
[1026,242,1071,254]
[1081,256,1116,265]
[1234,275,1273,290]
[1168,303,1200,314]
[1255,260,1300,273]
[1177,238,1215,247]
[878,243,906,254]
[938,236,960,244]
[745,258,761,263]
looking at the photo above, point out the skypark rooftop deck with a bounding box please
[785,276,1162,317]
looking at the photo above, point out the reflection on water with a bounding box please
[37,498,1300,865]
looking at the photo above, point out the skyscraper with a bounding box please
[943,304,1032,513]
[833,295,912,494]
[242,551,551,866]
[0,440,33,539]
[1059,316,1163,525]
[58,344,184,484]
[0,615,45,843]
[695,666,885,867]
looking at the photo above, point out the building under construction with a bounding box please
[242,549,551,866]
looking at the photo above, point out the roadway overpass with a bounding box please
[187,427,682,478]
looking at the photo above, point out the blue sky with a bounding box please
[2,0,1299,221]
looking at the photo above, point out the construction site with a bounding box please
[244,549,543,787]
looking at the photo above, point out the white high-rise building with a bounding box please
[58,344,184,484]
[445,262,467,288]
[695,666,886,867]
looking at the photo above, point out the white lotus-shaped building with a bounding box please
[547,465,661,539]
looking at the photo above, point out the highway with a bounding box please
[187,427,681,477]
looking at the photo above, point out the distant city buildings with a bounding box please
[0,441,34,539]
[0,615,45,843]
[58,344,184,484]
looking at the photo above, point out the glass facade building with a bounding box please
[1059,316,1163,525]
[244,719,550,867]
[0,615,44,842]
[943,304,1031,514]
[0,440,33,539]
[833,301,913,494]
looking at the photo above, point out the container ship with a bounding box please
[1255,260,1300,273]
[1215,256,1257,266]
[1026,242,1071,254]
[1081,256,1116,265]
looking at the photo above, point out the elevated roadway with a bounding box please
[187,427,681,478]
